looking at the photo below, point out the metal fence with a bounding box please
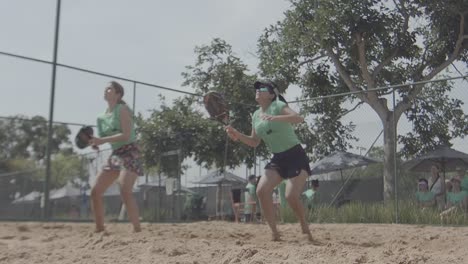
[1,49,468,225]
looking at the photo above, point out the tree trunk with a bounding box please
[382,113,397,202]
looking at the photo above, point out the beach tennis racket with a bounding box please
[203,91,229,125]
[74,126,95,149]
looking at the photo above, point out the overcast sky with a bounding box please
[1,0,467,185]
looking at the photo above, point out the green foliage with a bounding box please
[48,153,89,189]
[0,158,42,201]
[139,39,272,173]
[279,206,298,223]
[256,0,468,199]
[400,81,468,158]
[0,115,72,160]
[292,201,468,225]
[137,96,255,174]
[182,38,269,165]
[0,116,83,200]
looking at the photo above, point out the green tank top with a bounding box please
[415,191,435,202]
[447,191,468,205]
[96,104,136,149]
[252,100,301,153]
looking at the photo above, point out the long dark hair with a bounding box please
[109,81,127,105]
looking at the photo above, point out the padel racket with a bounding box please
[203,91,229,125]
[75,126,95,149]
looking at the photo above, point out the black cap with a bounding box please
[253,80,287,103]
[254,80,275,90]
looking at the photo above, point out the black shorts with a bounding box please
[265,144,311,179]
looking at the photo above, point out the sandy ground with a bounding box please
[0,221,467,264]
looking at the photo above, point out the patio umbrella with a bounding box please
[311,151,381,181]
[404,145,468,205]
[196,171,246,185]
[404,145,468,173]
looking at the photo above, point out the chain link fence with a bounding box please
[1,57,467,224]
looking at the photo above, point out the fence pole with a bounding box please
[133,81,136,115]
[43,0,62,220]
[393,88,399,223]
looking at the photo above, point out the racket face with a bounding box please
[75,126,94,149]
[203,91,229,125]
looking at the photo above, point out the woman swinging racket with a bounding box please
[225,80,312,241]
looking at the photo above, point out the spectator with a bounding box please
[445,179,453,193]
[428,164,445,210]
[415,178,435,208]
[455,166,468,192]
[244,175,258,222]
[302,179,319,210]
[446,176,467,212]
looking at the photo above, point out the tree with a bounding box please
[357,146,384,179]
[0,115,72,160]
[399,80,468,158]
[140,39,283,174]
[138,95,257,175]
[257,0,468,200]
[0,158,41,201]
[47,153,89,189]
[0,115,77,200]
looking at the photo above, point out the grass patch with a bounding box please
[279,201,468,225]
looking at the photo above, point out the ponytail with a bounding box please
[109,81,126,104]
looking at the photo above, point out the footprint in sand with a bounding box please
[237,248,258,259]
[0,236,15,240]
[41,234,58,242]
[42,224,66,229]
[16,225,30,232]
[167,248,187,257]
[183,233,198,239]
[354,254,368,264]
[359,242,383,248]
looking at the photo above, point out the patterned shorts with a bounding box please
[103,142,144,176]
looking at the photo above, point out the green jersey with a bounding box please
[415,191,435,203]
[277,180,287,208]
[461,176,468,192]
[447,191,468,205]
[244,183,257,214]
[252,100,300,153]
[302,189,317,208]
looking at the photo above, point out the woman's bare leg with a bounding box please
[91,170,119,232]
[285,171,311,239]
[118,170,141,232]
[256,169,283,240]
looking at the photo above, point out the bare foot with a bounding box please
[133,227,142,233]
[271,232,281,241]
[94,227,105,233]
[301,223,310,234]
[309,237,324,246]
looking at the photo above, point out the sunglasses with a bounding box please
[256,87,270,92]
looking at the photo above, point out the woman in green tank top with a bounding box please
[89,81,143,233]
[225,80,312,241]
